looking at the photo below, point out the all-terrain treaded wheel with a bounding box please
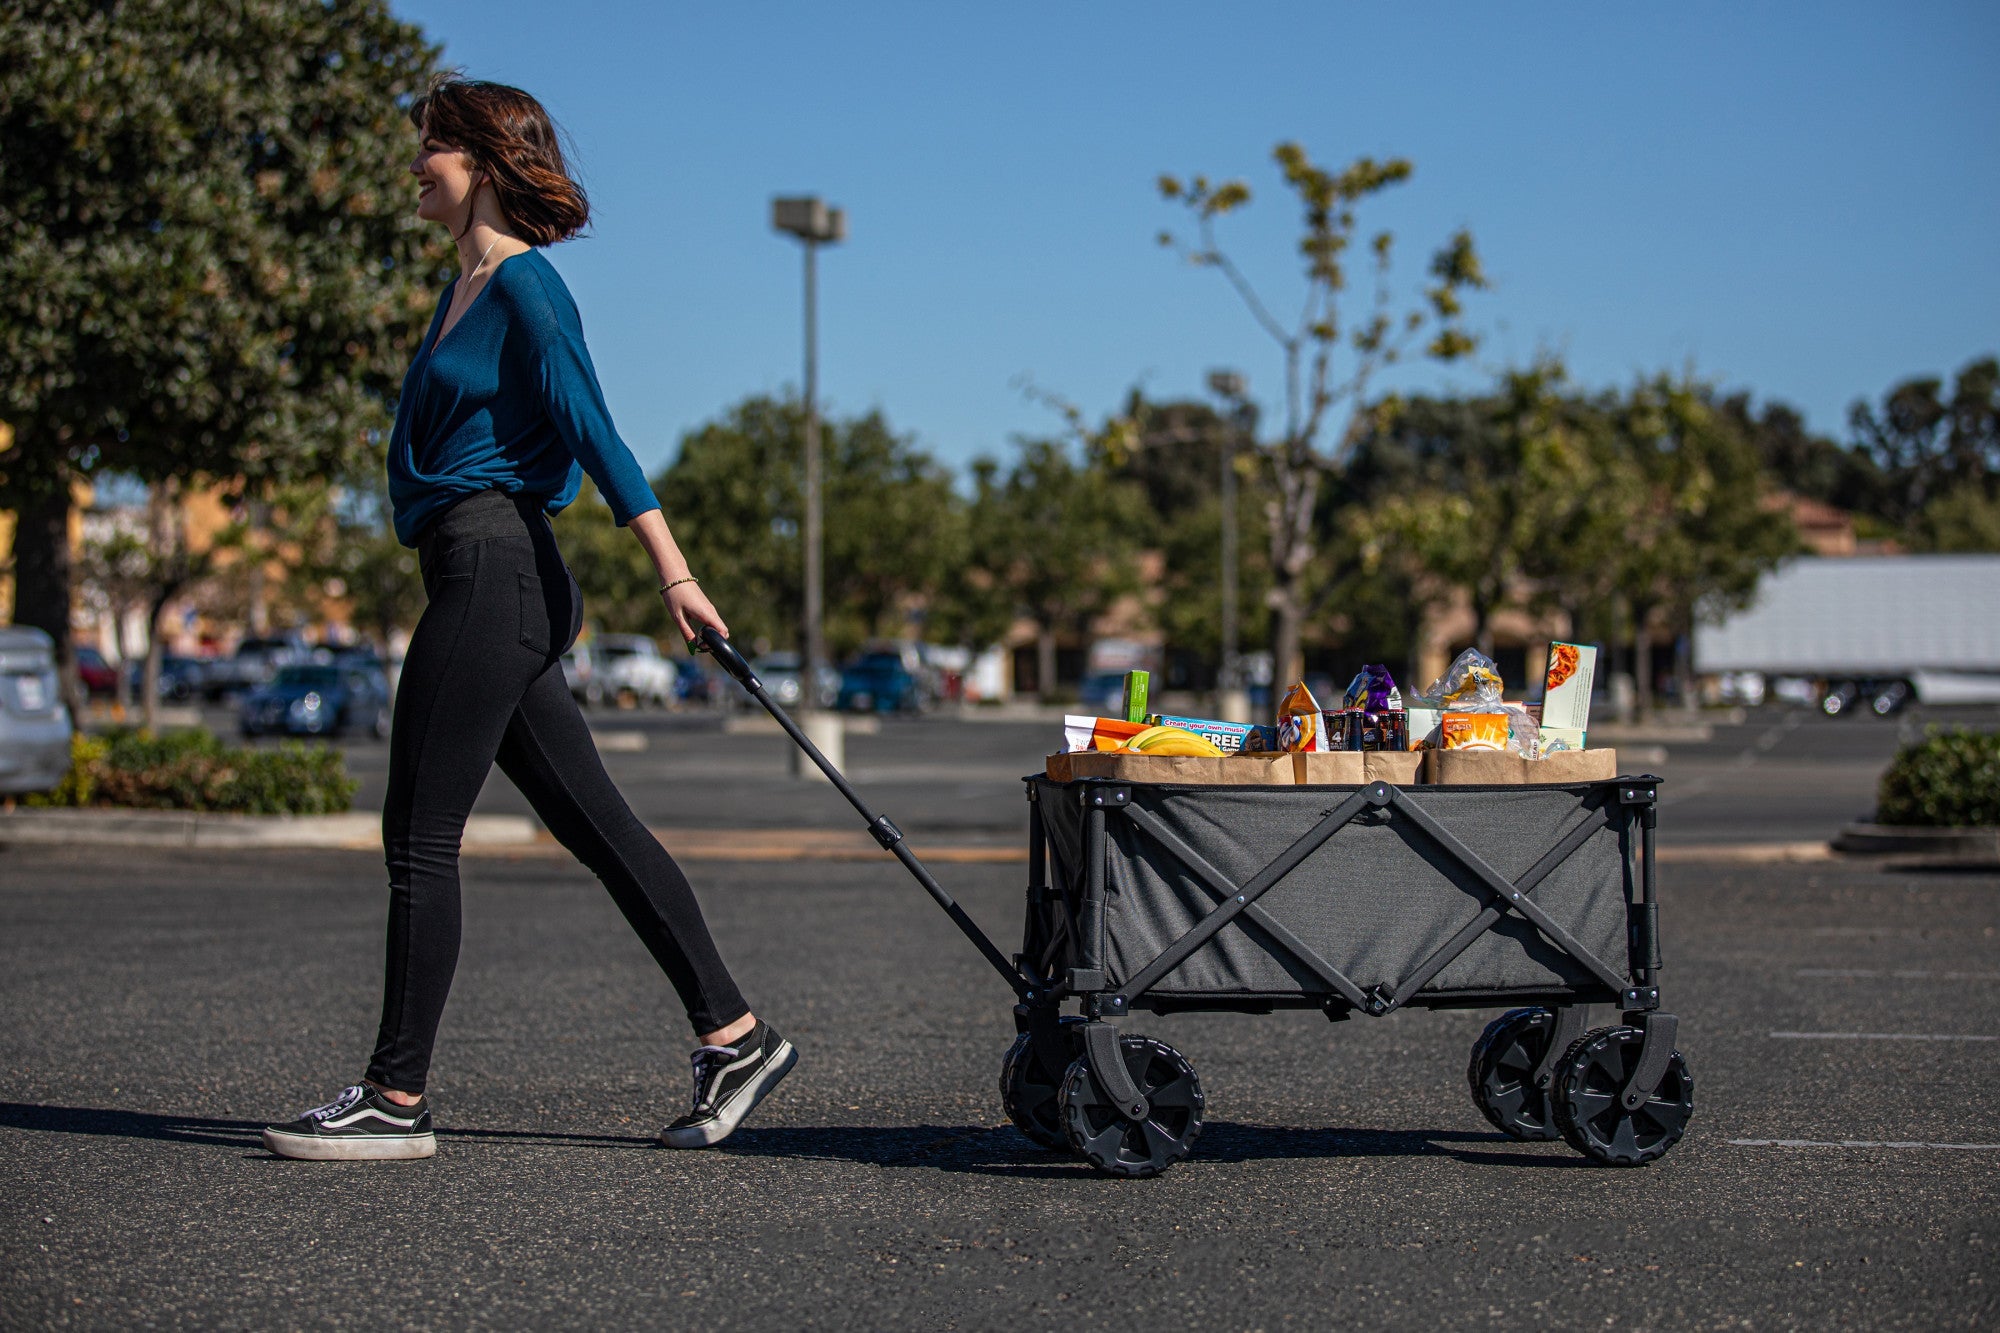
[1467,1007,1566,1141]
[999,1016,1085,1151]
[1058,1035,1203,1178]
[1552,1026,1694,1166]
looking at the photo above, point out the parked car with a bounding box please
[1078,671,1127,717]
[74,645,118,697]
[562,643,605,708]
[734,653,840,711]
[239,662,391,739]
[672,656,722,706]
[121,654,211,702]
[592,634,675,707]
[0,627,73,794]
[205,633,311,699]
[838,650,927,714]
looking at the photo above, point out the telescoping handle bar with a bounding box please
[695,626,1031,999]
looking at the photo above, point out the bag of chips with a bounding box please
[1414,647,1505,712]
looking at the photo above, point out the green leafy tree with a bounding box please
[0,0,444,710]
[1092,393,1273,676]
[1911,485,2000,553]
[652,395,967,658]
[965,438,1152,698]
[1156,143,1487,684]
[1611,378,1799,713]
[1349,365,1630,656]
[553,479,672,639]
[1848,356,2000,525]
[1718,393,1879,515]
[282,471,423,653]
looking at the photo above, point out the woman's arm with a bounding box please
[629,509,730,645]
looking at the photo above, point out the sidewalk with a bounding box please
[0,806,1833,865]
[0,808,535,851]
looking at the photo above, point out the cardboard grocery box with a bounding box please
[1424,748,1618,785]
[1541,642,1598,740]
[1291,751,1367,784]
[1046,752,1293,785]
[1532,726,1587,758]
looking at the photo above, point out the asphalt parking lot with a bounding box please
[2,826,1995,1327]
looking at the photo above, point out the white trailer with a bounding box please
[1693,554,2000,714]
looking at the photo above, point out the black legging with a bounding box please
[367,489,748,1094]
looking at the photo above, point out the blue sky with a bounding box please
[391,0,1999,479]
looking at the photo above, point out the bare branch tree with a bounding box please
[1156,145,1486,682]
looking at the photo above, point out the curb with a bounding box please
[1832,822,2000,863]
[0,809,538,851]
[1654,841,1833,865]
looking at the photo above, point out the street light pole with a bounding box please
[773,196,846,778]
[771,196,845,711]
[801,237,822,704]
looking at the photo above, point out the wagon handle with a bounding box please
[693,625,758,689]
[695,625,1032,1000]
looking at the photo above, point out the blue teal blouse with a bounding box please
[386,248,660,547]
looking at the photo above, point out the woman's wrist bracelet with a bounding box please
[660,575,698,593]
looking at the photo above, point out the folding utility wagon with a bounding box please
[696,628,1693,1178]
[1011,775,1692,1175]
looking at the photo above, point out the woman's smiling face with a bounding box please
[409,124,480,225]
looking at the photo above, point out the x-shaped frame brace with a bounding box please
[1094,780,1630,1016]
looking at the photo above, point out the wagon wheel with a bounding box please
[1552,1026,1694,1167]
[1466,1007,1565,1141]
[999,1016,1085,1152]
[1058,1036,1204,1178]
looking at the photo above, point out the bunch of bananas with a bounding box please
[1119,725,1224,757]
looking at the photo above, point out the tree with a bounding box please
[1718,393,1879,515]
[1156,143,1486,683]
[1093,393,1273,678]
[553,479,673,640]
[965,438,1152,698]
[653,395,968,658]
[1354,366,1639,654]
[0,0,443,711]
[283,472,423,654]
[1848,356,2000,525]
[1611,378,1798,713]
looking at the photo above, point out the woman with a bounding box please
[263,75,793,1160]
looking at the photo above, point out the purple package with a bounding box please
[1343,665,1401,715]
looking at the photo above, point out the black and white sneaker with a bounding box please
[659,1020,797,1148]
[262,1084,437,1161]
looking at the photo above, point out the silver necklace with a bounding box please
[460,236,500,290]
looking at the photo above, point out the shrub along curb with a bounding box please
[1833,822,2000,863]
[0,809,538,851]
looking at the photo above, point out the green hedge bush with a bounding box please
[27,728,359,815]
[1876,727,2000,828]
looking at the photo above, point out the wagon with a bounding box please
[698,629,1693,1177]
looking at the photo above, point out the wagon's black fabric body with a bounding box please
[1028,778,1641,1009]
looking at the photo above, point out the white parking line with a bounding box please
[1796,968,1999,981]
[1730,1139,2000,1151]
[1769,1031,1997,1042]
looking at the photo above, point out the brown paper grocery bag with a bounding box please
[1362,751,1424,785]
[1424,750,1527,784]
[1046,752,1292,785]
[1528,748,1617,782]
[1423,748,1618,785]
[1291,751,1366,785]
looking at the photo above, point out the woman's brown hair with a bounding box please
[410,74,589,246]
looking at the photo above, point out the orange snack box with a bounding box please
[1439,711,1509,752]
